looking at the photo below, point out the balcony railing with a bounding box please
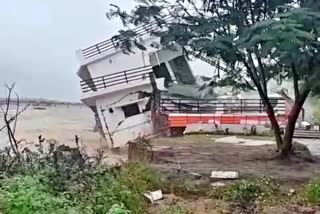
[81,16,173,60]
[81,66,153,93]
[160,98,286,114]
[79,16,230,77]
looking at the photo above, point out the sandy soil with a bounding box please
[151,135,320,183]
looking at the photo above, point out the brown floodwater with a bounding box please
[0,105,104,150]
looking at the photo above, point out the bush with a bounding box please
[117,163,162,194]
[0,175,75,214]
[305,178,320,204]
[0,141,163,214]
[107,204,131,214]
[209,177,279,205]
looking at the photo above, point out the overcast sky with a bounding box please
[0,0,134,101]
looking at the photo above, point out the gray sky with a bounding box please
[0,0,134,101]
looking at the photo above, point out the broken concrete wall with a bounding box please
[183,123,271,135]
[95,84,154,148]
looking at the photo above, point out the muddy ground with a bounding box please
[147,135,320,214]
[150,135,320,183]
[5,105,320,213]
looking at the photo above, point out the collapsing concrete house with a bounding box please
[76,20,289,148]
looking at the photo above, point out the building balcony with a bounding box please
[76,16,173,65]
[80,66,153,99]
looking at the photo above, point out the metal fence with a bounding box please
[81,66,153,93]
[81,16,173,59]
[160,98,286,114]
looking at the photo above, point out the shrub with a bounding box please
[107,204,131,214]
[0,175,75,214]
[209,177,279,205]
[162,178,208,197]
[117,163,162,194]
[305,178,320,204]
[0,140,164,214]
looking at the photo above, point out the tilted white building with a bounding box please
[76,21,208,148]
[76,21,289,148]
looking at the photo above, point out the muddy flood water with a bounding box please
[0,105,105,151]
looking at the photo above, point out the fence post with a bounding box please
[259,99,262,113]
[197,100,200,113]
[96,45,101,54]
[124,71,129,83]
[178,100,181,113]
[102,76,106,89]
[240,99,243,114]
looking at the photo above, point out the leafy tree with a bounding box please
[107,0,320,158]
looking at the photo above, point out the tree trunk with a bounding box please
[265,103,283,149]
[281,88,310,157]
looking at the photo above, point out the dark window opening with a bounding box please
[152,63,172,87]
[169,56,196,85]
[122,103,140,118]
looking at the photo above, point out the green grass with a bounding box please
[0,163,162,214]
[209,177,280,205]
[0,175,75,214]
[305,178,320,204]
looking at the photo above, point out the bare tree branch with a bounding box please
[0,83,30,156]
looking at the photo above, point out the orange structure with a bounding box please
[159,98,287,131]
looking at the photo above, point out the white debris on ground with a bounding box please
[211,182,227,187]
[211,171,239,179]
[214,136,274,146]
[144,190,163,203]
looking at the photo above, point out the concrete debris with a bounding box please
[211,182,226,187]
[211,171,239,179]
[144,190,163,203]
[288,188,295,196]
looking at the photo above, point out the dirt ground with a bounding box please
[147,135,320,214]
[150,135,320,183]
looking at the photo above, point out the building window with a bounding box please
[152,63,172,87]
[122,103,140,118]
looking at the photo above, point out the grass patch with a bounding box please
[305,178,320,204]
[162,178,209,198]
[0,140,165,214]
[0,175,75,214]
[209,177,280,205]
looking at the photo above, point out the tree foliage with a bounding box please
[107,0,320,156]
